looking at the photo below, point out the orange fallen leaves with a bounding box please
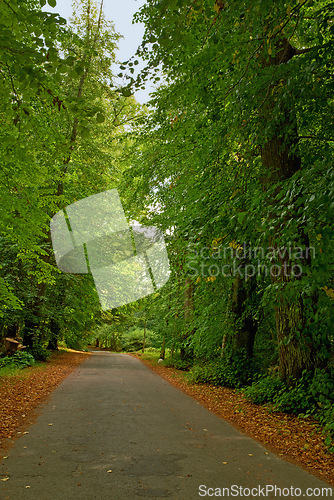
[0,350,89,453]
[134,354,334,487]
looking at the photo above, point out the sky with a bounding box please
[45,0,152,103]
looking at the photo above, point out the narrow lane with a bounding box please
[1,353,332,499]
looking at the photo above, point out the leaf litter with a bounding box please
[0,349,89,455]
[134,354,334,487]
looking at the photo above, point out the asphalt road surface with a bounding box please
[1,352,333,499]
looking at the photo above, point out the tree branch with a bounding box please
[294,47,314,55]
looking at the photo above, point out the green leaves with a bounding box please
[47,0,57,7]
[0,0,144,350]
[125,0,334,403]
[121,88,132,97]
[96,113,105,123]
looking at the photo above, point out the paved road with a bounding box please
[1,353,332,499]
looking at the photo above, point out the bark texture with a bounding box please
[260,38,315,381]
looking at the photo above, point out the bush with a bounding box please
[243,372,315,415]
[242,375,285,405]
[309,368,334,452]
[122,328,159,352]
[243,368,334,452]
[65,334,88,351]
[26,344,50,361]
[189,351,259,389]
[273,380,314,415]
[0,351,35,369]
[163,355,192,371]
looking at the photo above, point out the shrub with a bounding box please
[26,344,50,361]
[189,362,221,385]
[273,384,313,415]
[243,368,334,452]
[189,351,259,389]
[242,375,285,405]
[320,405,334,452]
[122,328,159,352]
[309,368,334,452]
[0,351,35,369]
[163,355,192,371]
[65,334,88,351]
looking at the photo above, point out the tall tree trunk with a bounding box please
[260,38,316,381]
[160,340,166,360]
[142,315,146,353]
[47,318,60,351]
[23,282,47,348]
[231,274,257,358]
[180,276,194,360]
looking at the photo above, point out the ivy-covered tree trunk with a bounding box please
[23,282,47,349]
[231,274,257,358]
[180,276,194,360]
[260,38,316,382]
[47,318,60,351]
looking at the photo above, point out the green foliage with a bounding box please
[320,405,334,453]
[93,323,122,351]
[0,351,35,369]
[309,368,334,452]
[190,351,259,389]
[163,354,192,371]
[0,0,143,355]
[243,369,334,450]
[242,375,285,405]
[61,332,86,351]
[125,0,334,381]
[272,375,314,415]
[121,328,159,352]
[26,344,50,362]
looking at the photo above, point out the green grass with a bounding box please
[135,348,177,365]
[0,360,44,378]
[135,349,160,363]
[0,365,28,377]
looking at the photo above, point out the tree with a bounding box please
[122,0,334,382]
[0,0,144,351]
